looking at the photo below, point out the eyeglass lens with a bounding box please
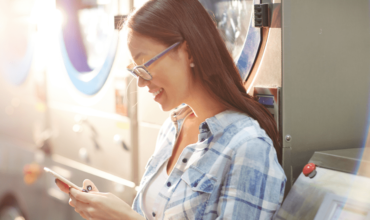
[134,67,152,80]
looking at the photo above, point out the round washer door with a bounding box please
[57,0,118,95]
[0,0,36,85]
[199,0,261,81]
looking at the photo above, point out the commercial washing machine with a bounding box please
[44,0,137,212]
[0,0,53,219]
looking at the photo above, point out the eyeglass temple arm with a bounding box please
[144,42,181,68]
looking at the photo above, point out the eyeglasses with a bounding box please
[127,42,181,80]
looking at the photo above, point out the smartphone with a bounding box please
[44,167,83,191]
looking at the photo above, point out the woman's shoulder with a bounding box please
[217,111,283,172]
[214,111,285,176]
[212,110,273,146]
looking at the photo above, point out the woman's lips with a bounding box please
[154,88,164,101]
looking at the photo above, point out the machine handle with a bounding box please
[114,134,129,151]
[254,4,269,27]
[121,141,129,151]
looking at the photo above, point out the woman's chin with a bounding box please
[158,103,172,112]
[157,100,177,112]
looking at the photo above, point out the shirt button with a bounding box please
[152,212,156,217]
[194,182,198,187]
[182,158,188,163]
[200,138,205,142]
[204,148,208,151]
[167,182,171,187]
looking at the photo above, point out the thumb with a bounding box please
[82,179,99,192]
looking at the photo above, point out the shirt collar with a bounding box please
[171,105,248,136]
[171,104,193,123]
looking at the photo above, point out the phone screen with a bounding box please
[44,167,82,191]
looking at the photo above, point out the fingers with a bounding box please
[55,179,70,194]
[69,192,83,207]
[82,179,99,192]
[69,192,91,219]
[78,212,88,220]
[70,188,100,204]
[69,197,75,208]
[70,193,101,220]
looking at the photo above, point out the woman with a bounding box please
[56,0,286,219]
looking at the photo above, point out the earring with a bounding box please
[190,63,195,68]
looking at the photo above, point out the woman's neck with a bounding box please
[184,85,227,124]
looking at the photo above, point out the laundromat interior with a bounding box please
[0,0,370,219]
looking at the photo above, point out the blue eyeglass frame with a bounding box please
[127,41,181,80]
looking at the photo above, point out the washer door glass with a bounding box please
[57,0,118,95]
[199,0,261,81]
[0,0,36,85]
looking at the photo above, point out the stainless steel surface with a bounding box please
[47,104,133,180]
[314,194,370,220]
[310,148,370,177]
[247,0,281,93]
[281,0,370,192]
[276,166,370,220]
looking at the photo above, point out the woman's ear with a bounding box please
[183,41,193,62]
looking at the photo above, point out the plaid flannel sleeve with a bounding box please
[216,137,286,220]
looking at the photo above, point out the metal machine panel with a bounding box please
[309,148,365,175]
[276,148,370,220]
[251,0,281,91]
[281,0,370,192]
[276,166,370,220]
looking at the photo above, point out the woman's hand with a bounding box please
[55,178,70,194]
[56,179,144,220]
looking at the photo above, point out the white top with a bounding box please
[142,159,169,220]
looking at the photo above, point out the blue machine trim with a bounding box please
[236,0,262,81]
[59,31,118,95]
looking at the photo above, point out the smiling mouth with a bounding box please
[153,88,163,97]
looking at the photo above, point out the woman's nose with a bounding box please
[137,76,150,88]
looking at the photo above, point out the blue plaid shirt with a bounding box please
[132,105,286,220]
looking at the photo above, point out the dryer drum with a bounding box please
[199,0,261,81]
[57,0,119,95]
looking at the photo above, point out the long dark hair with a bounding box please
[123,0,282,163]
